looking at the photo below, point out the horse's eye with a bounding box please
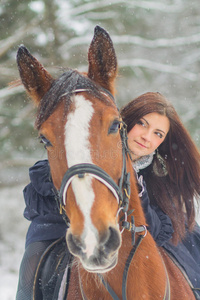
[108,120,120,134]
[39,135,52,149]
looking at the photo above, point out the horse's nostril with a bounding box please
[67,227,120,265]
[110,226,121,245]
[100,227,121,255]
[67,233,83,256]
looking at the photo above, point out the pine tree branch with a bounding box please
[0,18,40,58]
[119,58,198,81]
[60,31,200,54]
[67,0,181,16]
[0,85,24,102]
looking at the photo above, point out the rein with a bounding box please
[98,234,145,300]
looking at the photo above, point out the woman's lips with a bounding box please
[135,141,147,148]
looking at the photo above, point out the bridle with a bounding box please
[57,88,133,225]
[54,88,161,300]
[58,117,131,220]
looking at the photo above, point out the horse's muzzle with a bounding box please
[66,226,121,273]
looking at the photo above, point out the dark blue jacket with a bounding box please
[23,160,67,248]
[23,160,200,292]
[138,177,173,246]
[139,168,200,293]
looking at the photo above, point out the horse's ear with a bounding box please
[17,45,54,106]
[88,26,118,96]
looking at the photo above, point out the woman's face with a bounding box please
[127,112,170,160]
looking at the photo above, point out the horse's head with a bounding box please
[17,26,127,273]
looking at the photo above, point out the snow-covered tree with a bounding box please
[0,0,200,180]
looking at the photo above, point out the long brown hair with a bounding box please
[120,92,200,243]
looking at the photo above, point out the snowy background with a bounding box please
[0,183,200,300]
[1,0,200,299]
[0,184,29,300]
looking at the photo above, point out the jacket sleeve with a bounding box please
[23,160,67,247]
[23,160,60,221]
[138,176,174,246]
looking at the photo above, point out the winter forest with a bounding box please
[0,0,200,299]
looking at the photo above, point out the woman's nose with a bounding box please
[141,130,151,141]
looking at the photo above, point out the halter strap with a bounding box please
[60,86,116,103]
[59,163,122,207]
[58,120,131,220]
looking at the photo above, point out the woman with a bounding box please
[121,92,200,298]
[16,92,200,299]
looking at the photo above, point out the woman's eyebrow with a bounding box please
[142,117,149,125]
[157,129,166,135]
[142,117,166,135]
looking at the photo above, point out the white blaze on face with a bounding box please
[64,94,98,257]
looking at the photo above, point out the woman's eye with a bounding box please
[156,132,163,139]
[39,135,52,148]
[108,120,120,134]
[137,120,145,127]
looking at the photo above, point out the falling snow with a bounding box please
[0,184,200,300]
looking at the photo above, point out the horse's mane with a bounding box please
[35,69,115,129]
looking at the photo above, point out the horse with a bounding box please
[17,26,195,299]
